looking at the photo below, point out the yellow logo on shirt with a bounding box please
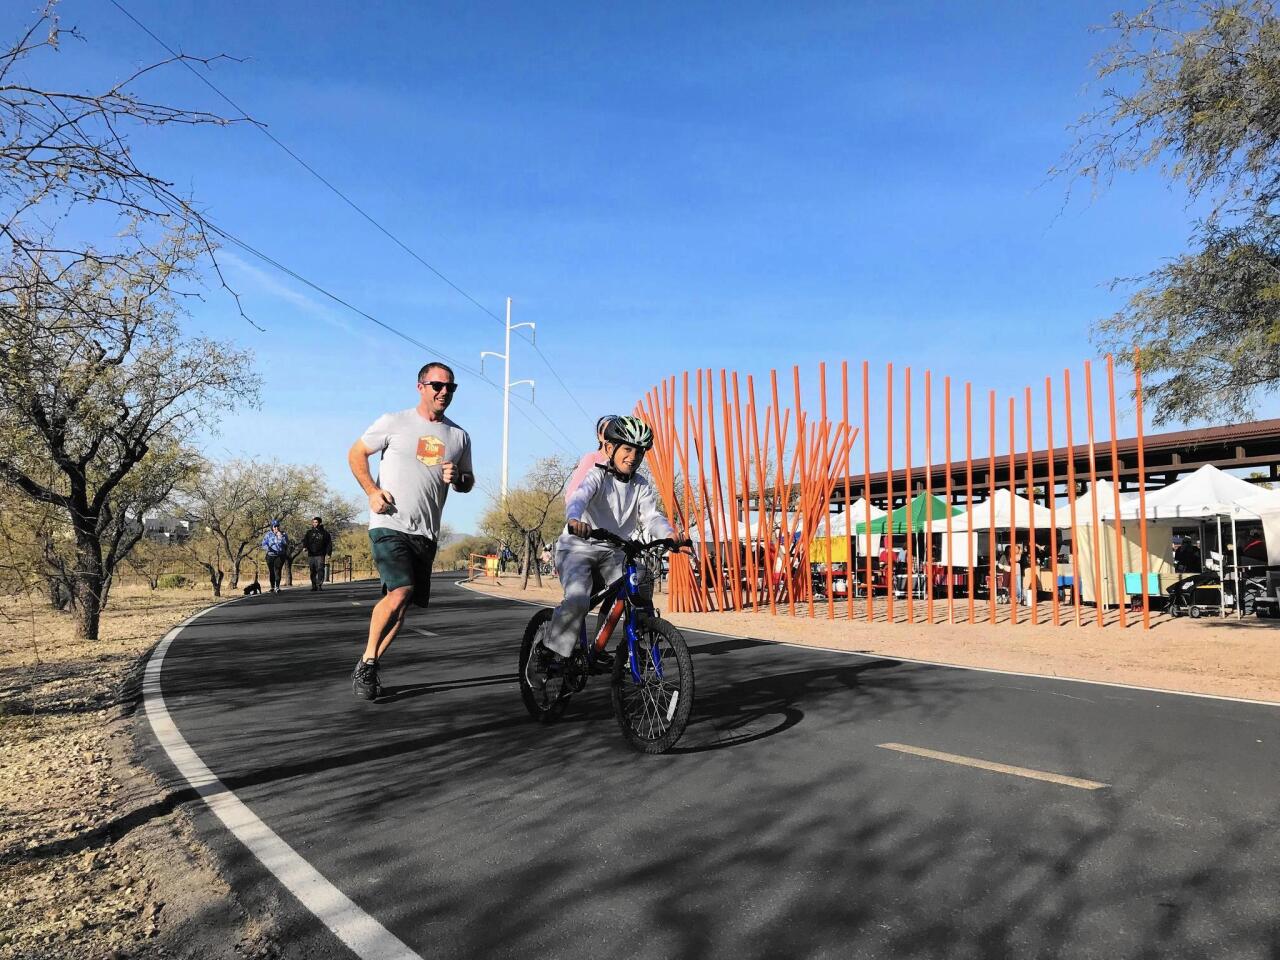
[416,436,446,466]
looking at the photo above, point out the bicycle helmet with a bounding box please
[603,415,654,451]
[596,414,620,436]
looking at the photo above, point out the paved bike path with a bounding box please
[140,575,1280,959]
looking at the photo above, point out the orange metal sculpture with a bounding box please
[638,355,1149,630]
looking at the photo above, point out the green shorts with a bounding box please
[369,528,438,608]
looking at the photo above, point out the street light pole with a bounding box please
[480,297,535,500]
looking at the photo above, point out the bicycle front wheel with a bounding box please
[611,617,694,754]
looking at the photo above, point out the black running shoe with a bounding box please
[352,658,380,701]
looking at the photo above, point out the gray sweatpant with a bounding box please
[545,538,624,657]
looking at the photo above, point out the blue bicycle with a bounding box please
[518,530,695,754]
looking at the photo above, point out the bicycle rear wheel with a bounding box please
[611,617,694,754]
[518,608,566,722]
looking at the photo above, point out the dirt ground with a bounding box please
[0,584,283,960]
[463,576,1280,703]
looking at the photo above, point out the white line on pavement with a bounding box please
[413,628,440,638]
[144,600,424,960]
[878,742,1108,790]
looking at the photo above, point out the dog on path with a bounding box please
[243,580,262,596]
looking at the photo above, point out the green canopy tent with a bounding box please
[854,493,960,535]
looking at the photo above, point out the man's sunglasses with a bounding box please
[418,380,458,395]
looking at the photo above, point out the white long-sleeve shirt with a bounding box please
[561,464,673,544]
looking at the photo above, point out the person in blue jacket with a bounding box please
[261,519,290,594]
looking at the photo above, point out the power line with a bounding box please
[10,99,580,457]
[110,0,595,425]
[108,0,505,328]
[203,216,581,454]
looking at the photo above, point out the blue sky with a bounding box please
[7,1,1238,532]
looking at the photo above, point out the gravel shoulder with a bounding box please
[461,575,1280,703]
[0,585,285,960]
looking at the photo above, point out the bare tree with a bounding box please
[479,456,572,589]
[1,4,251,315]
[0,231,255,638]
[276,487,362,586]
[180,459,326,590]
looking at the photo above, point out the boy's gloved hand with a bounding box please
[567,520,591,539]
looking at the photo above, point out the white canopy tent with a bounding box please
[948,488,1067,533]
[1071,464,1280,612]
[1073,479,1138,524]
[826,499,888,537]
[1239,490,1280,566]
[1106,463,1272,522]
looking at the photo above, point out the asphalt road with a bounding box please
[139,574,1280,960]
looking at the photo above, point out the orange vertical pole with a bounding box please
[1106,355,1128,629]
[821,362,836,619]
[720,369,743,611]
[688,370,710,611]
[1025,386,1038,626]
[711,369,731,610]
[770,370,795,616]
[680,371,702,610]
[666,377,689,612]
[690,392,719,610]
[732,373,755,610]
[706,371,727,604]
[1008,397,1018,626]
[965,382,975,625]
[1063,369,1083,627]
[775,408,794,610]
[782,412,802,616]
[663,377,686,611]
[1084,361,1104,628]
[750,378,776,615]
[886,363,895,624]
[1135,349,1151,630]
[904,366,914,624]
[842,361,853,620]
[987,390,997,625]
[695,370,724,608]
[944,376,954,623]
[862,361,874,623]
[1046,377,1060,627]
[761,402,779,614]
[925,371,934,625]
[792,365,810,617]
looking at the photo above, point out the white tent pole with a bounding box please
[1216,514,1225,619]
[1231,513,1241,620]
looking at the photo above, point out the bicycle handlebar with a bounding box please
[586,528,693,553]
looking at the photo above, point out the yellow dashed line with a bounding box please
[878,742,1108,790]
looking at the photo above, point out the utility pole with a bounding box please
[480,297,535,500]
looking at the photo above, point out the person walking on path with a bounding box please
[302,516,334,591]
[261,520,289,594]
[347,361,474,701]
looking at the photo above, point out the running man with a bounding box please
[347,362,474,700]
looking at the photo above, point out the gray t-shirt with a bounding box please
[361,408,473,539]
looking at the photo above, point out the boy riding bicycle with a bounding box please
[541,415,676,662]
